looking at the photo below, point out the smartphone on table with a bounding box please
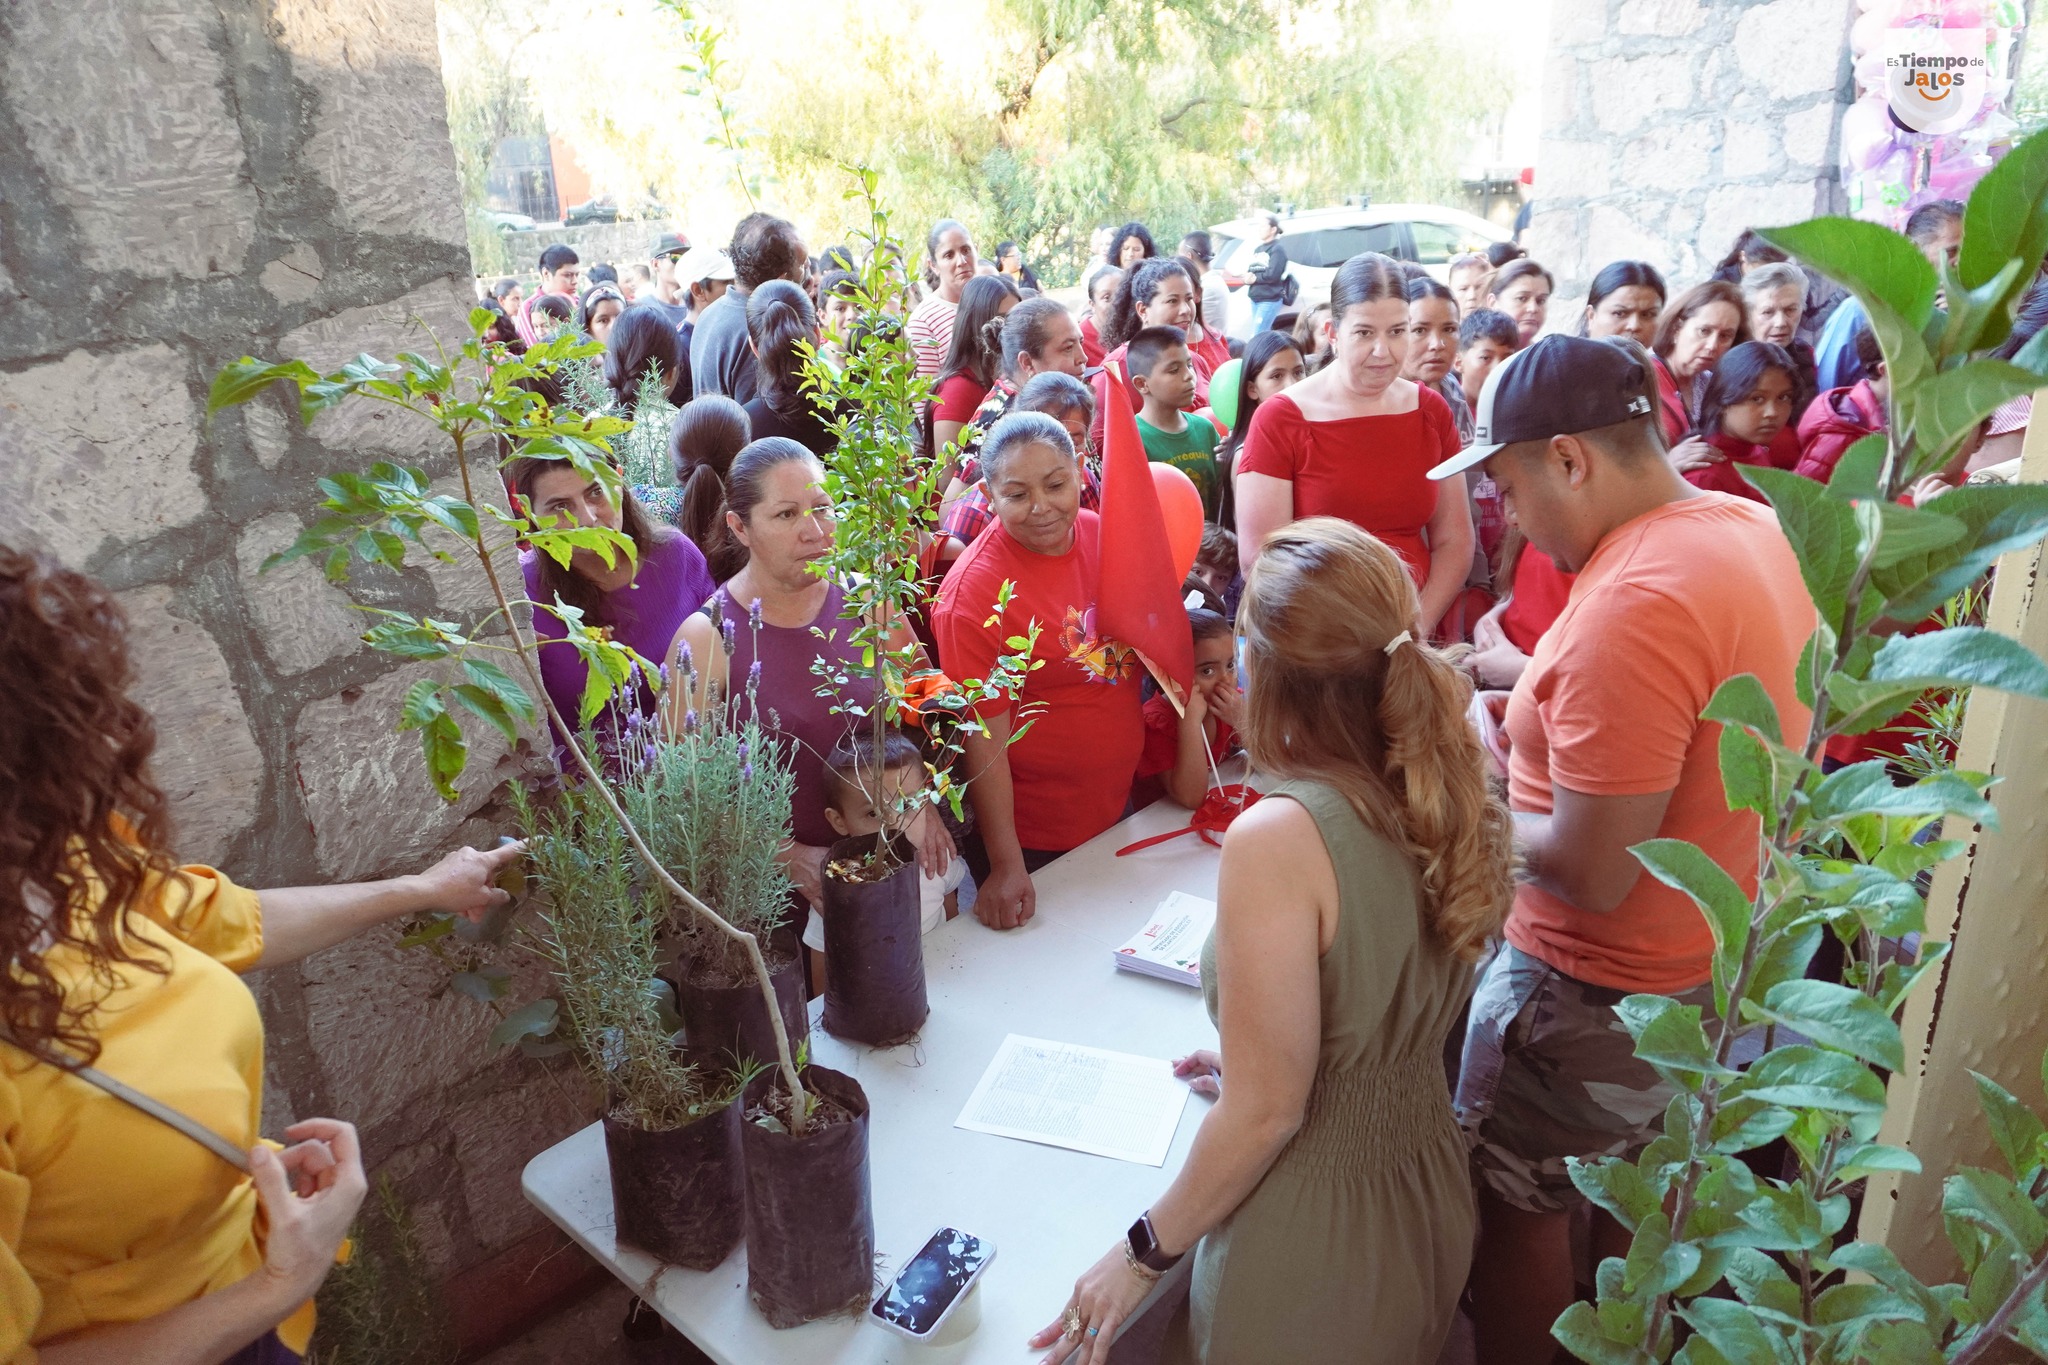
[869,1226,996,1341]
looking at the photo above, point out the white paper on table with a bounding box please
[954,1034,1191,1166]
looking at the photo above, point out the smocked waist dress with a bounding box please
[1172,778,1476,1364]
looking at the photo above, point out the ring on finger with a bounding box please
[1063,1307,1083,1337]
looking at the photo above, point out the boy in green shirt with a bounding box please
[1128,325,1222,519]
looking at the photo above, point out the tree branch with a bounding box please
[1951,1252,2048,1364]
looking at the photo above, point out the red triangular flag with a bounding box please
[1094,365,1194,700]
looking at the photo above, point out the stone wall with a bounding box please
[0,0,598,1350]
[1524,0,1857,323]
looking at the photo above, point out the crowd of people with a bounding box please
[5,190,2026,1365]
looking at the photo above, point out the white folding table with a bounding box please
[522,795,1227,1363]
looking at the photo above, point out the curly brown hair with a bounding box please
[1,547,179,1064]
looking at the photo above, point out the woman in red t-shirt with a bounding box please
[929,273,1021,466]
[934,411,1146,931]
[1235,252,1474,636]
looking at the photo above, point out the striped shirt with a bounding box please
[907,295,958,381]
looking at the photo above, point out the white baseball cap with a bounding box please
[675,245,736,286]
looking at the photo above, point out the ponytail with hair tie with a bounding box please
[746,281,820,417]
[1237,517,1513,963]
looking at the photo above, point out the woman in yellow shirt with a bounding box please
[0,549,520,1364]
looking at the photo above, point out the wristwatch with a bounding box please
[1126,1211,1183,1274]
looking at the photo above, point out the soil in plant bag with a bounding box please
[820,833,928,1045]
[741,1065,875,1328]
[677,946,808,1068]
[603,1078,745,1270]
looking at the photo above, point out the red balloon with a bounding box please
[1149,462,1204,584]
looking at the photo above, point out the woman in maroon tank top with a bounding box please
[663,438,952,915]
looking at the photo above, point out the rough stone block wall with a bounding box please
[1526,0,1857,323]
[0,0,596,1345]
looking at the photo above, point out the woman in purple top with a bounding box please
[510,456,715,771]
[663,438,952,917]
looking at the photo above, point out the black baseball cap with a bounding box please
[1427,335,1656,480]
[651,231,692,258]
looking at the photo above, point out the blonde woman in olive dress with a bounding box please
[1032,517,1513,1364]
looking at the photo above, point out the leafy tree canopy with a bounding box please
[437,0,1508,284]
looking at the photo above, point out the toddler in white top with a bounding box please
[803,728,965,952]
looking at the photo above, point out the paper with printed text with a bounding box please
[954,1034,1191,1166]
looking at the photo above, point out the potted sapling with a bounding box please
[617,679,808,1069]
[636,622,877,1326]
[798,170,1039,1047]
[514,778,748,1271]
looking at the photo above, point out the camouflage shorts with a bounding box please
[1453,943,1715,1215]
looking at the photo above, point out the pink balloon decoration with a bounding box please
[1841,98,1897,173]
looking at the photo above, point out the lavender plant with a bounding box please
[512,780,710,1131]
[617,633,797,985]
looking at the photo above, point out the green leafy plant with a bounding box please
[309,1177,452,1365]
[209,313,816,1131]
[652,0,762,211]
[1892,578,1991,785]
[1554,127,2048,1363]
[798,167,1041,875]
[511,780,725,1130]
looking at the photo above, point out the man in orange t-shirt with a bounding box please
[1427,335,1813,1365]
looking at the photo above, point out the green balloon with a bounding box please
[1209,358,1243,431]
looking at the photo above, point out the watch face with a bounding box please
[1129,1214,1169,1268]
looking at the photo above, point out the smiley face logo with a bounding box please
[1886,27,1988,134]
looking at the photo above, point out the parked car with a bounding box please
[1208,205,1511,339]
[488,210,538,233]
[564,197,620,226]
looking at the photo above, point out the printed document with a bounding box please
[955,1034,1190,1166]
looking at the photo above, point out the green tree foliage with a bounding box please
[435,0,1504,286]
[438,0,549,277]
[800,169,1040,865]
[1555,127,2048,1364]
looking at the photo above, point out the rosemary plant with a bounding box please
[619,368,678,491]
[514,781,707,1131]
